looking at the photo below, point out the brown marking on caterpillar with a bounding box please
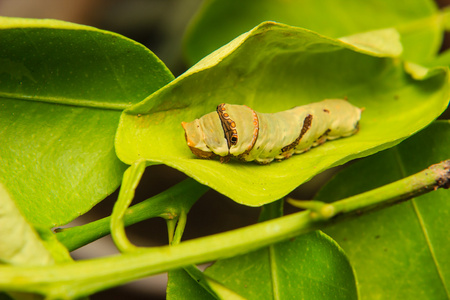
[315,128,331,145]
[220,156,231,163]
[182,129,217,159]
[237,107,260,161]
[188,146,217,159]
[182,99,361,164]
[248,107,260,151]
[217,103,238,148]
[281,114,313,152]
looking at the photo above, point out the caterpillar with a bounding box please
[181,99,361,164]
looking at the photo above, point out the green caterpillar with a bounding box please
[182,99,361,164]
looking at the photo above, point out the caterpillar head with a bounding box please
[181,111,228,160]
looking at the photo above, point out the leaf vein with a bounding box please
[394,147,449,298]
[269,245,281,300]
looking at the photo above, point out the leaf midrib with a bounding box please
[269,245,281,300]
[0,92,131,111]
[393,147,449,298]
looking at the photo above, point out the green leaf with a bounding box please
[167,269,216,300]
[116,22,450,206]
[34,227,72,264]
[425,48,450,68]
[338,28,403,57]
[203,231,357,299]
[111,160,147,252]
[317,121,450,299]
[0,17,174,227]
[184,0,442,65]
[0,182,53,266]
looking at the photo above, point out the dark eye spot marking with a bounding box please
[217,103,239,148]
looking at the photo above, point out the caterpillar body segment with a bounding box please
[182,99,361,164]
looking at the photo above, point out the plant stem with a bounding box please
[110,160,147,253]
[55,178,208,251]
[1,160,449,298]
[289,159,450,220]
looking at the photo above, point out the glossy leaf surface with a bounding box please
[167,269,215,300]
[116,22,450,206]
[202,231,357,299]
[0,17,174,227]
[317,121,450,299]
[0,182,53,266]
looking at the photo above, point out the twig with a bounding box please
[288,159,450,220]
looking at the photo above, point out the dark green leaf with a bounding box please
[184,0,441,64]
[167,269,216,300]
[204,231,357,299]
[0,17,174,227]
[317,121,450,299]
